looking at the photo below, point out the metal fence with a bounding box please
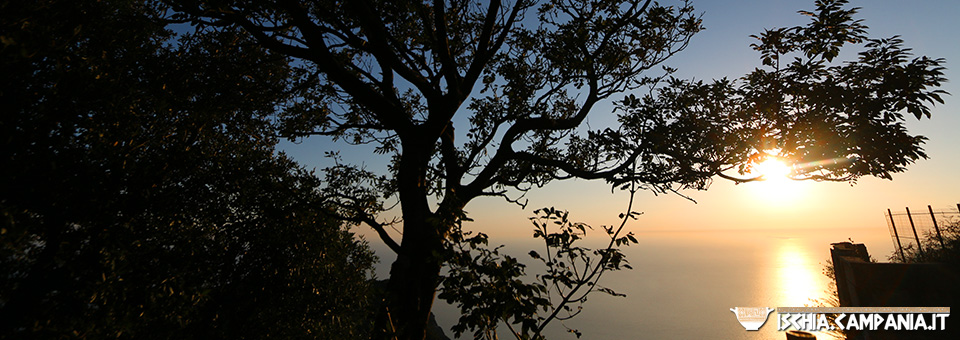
[885,204,960,262]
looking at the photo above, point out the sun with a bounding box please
[746,157,806,205]
[754,158,792,182]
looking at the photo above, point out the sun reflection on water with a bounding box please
[775,239,822,307]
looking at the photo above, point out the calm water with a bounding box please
[371,227,894,339]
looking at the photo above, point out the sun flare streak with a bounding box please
[754,159,793,182]
[745,156,808,205]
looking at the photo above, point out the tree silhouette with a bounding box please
[165,0,946,339]
[1,1,375,338]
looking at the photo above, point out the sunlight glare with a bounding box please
[775,240,822,308]
[755,158,792,182]
[746,157,807,206]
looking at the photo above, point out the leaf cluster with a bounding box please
[615,0,947,184]
[1,1,376,338]
[439,223,549,339]
[439,193,641,340]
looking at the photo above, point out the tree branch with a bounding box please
[322,203,402,254]
[463,80,601,199]
[432,0,462,93]
[346,0,440,103]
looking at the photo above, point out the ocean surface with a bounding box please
[371,227,895,339]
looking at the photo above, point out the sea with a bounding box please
[370,227,895,339]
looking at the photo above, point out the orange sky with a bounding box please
[279,0,960,241]
[477,0,960,235]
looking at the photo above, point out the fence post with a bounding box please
[906,207,924,258]
[888,209,906,262]
[929,205,945,249]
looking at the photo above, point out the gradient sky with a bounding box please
[279,0,960,241]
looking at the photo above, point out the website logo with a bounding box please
[730,306,950,332]
[730,307,776,331]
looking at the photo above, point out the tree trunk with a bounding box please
[379,231,443,340]
[375,136,446,340]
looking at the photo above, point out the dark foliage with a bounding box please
[894,221,960,269]
[161,0,946,339]
[1,1,375,338]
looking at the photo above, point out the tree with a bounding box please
[1,0,375,338]
[165,0,946,339]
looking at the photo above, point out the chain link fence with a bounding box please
[885,204,960,262]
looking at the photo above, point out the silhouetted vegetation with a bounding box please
[440,189,642,339]
[1,1,375,338]
[2,0,948,339]
[162,0,946,338]
[894,221,960,269]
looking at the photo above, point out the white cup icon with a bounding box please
[730,307,776,331]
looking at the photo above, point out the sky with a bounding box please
[278,0,960,242]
